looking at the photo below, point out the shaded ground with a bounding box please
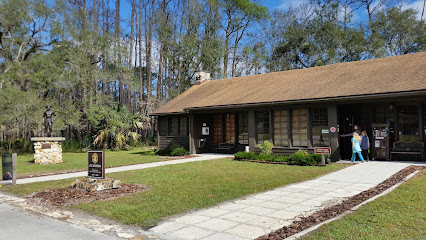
[27,184,151,207]
[256,165,426,240]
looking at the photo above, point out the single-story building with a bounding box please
[151,52,426,161]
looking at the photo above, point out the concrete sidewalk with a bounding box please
[150,161,424,240]
[0,202,122,240]
[0,154,231,185]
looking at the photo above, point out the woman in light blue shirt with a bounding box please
[352,133,364,163]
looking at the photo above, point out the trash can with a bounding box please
[2,154,13,180]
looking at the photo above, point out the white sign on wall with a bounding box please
[202,127,209,135]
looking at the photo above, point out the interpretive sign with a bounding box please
[42,143,51,149]
[2,153,17,185]
[314,147,331,155]
[315,147,331,165]
[88,150,105,179]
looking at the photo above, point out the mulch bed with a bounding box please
[256,165,426,240]
[26,183,151,207]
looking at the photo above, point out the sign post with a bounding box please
[88,150,105,179]
[314,147,331,165]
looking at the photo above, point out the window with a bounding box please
[256,111,270,144]
[168,117,179,136]
[311,108,329,146]
[398,106,419,141]
[374,104,394,123]
[225,114,235,143]
[238,112,248,144]
[213,114,223,144]
[168,116,188,136]
[179,117,188,136]
[292,109,308,147]
[273,109,288,146]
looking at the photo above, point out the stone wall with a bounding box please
[31,137,65,164]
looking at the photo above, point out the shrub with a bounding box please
[170,147,189,156]
[155,149,171,155]
[288,150,316,166]
[234,151,257,160]
[234,151,289,163]
[63,139,83,152]
[256,140,274,155]
[311,154,329,164]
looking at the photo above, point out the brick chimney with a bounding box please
[194,71,210,85]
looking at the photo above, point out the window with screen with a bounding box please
[398,106,419,141]
[292,108,308,147]
[238,112,248,144]
[179,117,188,136]
[213,114,223,144]
[256,111,270,144]
[168,117,179,136]
[273,109,288,146]
[311,108,329,146]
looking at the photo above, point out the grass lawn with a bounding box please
[13,148,162,177]
[1,159,347,228]
[302,169,426,240]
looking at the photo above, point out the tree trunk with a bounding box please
[127,0,136,109]
[115,0,123,104]
[139,0,145,114]
[145,0,155,109]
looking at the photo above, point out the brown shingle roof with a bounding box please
[152,52,426,115]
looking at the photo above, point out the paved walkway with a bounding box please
[0,202,122,240]
[150,161,425,240]
[0,154,232,185]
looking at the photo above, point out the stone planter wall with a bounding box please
[31,137,65,164]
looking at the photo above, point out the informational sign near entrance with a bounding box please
[330,127,337,133]
[2,153,17,185]
[88,150,105,179]
[315,147,331,155]
[315,147,331,165]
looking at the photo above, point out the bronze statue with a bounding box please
[43,105,56,137]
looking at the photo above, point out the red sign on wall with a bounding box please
[315,147,331,155]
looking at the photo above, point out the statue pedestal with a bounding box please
[31,137,65,164]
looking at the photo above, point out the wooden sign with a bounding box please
[315,147,331,155]
[88,150,105,179]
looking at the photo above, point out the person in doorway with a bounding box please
[341,124,361,137]
[352,132,364,163]
[360,130,370,161]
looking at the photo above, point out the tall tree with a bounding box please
[219,0,268,78]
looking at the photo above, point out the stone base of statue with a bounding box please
[31,137,65,164]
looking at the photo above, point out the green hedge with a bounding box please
[234,151,288,162]
[235,150,327,166]
[170,147,189,156]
